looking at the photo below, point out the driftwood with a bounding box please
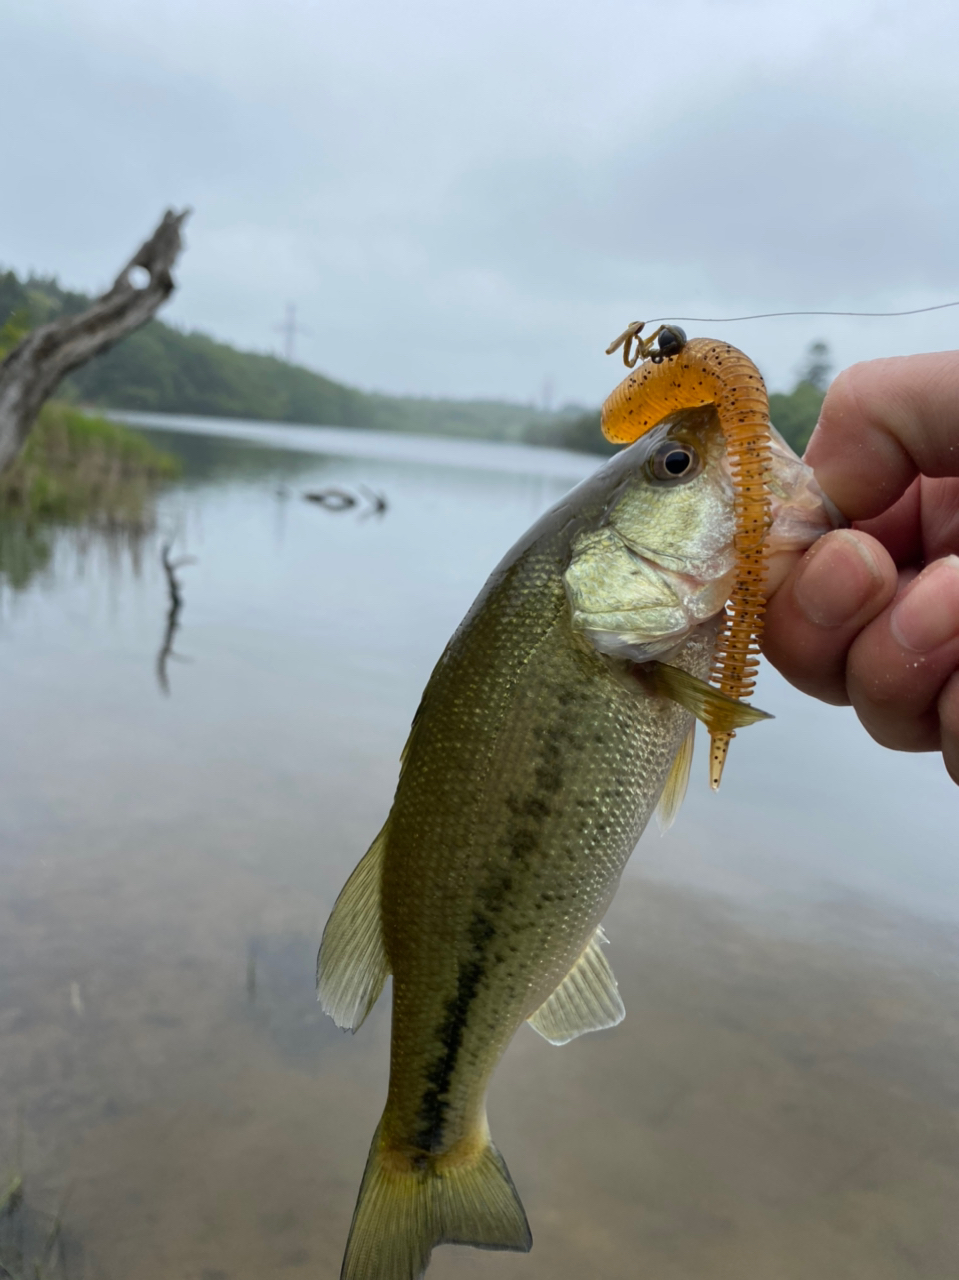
[303,487,358,512]
[0,208,189,474]
[301,485,389,517]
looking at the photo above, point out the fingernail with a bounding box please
[793,531,883,628]
[890,556,959,653]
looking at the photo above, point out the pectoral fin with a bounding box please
[638,661,772,735]
[317,825,390,1031]
[528,926,625,1046]
[655,723,695,835]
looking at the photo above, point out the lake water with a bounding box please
[1,413,958,1280]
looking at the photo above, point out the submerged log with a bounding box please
[0,208,188,474]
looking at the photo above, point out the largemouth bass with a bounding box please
[318,406,834,1280]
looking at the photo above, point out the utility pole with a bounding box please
[274,303,309,364]
[541,375,555,414]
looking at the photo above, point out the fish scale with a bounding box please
[317,404,835,1280]
[382,555,701,1157]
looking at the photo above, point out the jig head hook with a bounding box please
[605,321,688,369]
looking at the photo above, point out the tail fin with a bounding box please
[341,1120,532,1280]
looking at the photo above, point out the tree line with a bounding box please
[551,341,830,457]
[0,269,566,443]
[1,267,828,456]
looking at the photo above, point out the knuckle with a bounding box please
[848,633,947,750]
[823,362,875,425]
[856,704,941,753]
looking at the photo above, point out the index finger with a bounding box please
[806,350,959,521]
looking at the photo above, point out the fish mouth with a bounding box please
[763,428,845,595]
[566,426,843,665]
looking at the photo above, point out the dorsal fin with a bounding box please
[317,826,390,1031]
[527,926,625,1046]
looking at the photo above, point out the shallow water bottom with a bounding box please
[3,837,958,1280]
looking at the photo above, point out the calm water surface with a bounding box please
[1,414,958,1279]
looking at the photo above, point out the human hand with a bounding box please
[763,351,959,785]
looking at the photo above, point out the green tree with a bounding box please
[768,339,832,454]
[0,309,31,359]
[0,266,558,440]
[797,339,832,392]
[555,409,617,456]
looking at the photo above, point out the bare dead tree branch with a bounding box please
[0,208,189,474]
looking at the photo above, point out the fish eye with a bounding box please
[647,441,701,483]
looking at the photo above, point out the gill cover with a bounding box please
[601,326,772,788]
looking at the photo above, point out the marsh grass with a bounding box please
[0,402,179,527]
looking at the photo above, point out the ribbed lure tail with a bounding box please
[342,1121,532,1280]
[601,331,772,789]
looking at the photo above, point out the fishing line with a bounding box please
[646,300,959,323]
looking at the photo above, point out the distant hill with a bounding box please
[0,268,578,444]
[0,267,827,456]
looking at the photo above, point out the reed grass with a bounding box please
[0,402,179,526]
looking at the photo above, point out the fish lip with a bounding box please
[761,433,846,596]
[820,491,846,530]
[764,427,847,555]
[766,472,846,555]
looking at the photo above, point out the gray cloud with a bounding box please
[2,0,957,404]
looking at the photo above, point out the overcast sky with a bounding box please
[3,0,958,405]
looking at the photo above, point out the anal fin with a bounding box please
[317,825,390,1031]
[528,926,625,1046]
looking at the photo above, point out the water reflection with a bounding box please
[0,520,54,591]
[133,427,324,488]
[0,519,153,598]
[155,542,197,696]
[0,415,956,1279]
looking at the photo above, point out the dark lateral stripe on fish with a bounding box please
[414,779,573,1151]
[412,702,619,1152]
[415,947,489,1151]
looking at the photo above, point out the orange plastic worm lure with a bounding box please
[601,323,772,790]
